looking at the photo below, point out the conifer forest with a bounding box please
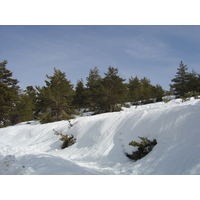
[1,60,200,127]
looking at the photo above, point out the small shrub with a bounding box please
[67,119,73,128]
[141,99,155,105]
[162,98,171,103]
[181,91,199,102]
[123,103,131,108]
[181,92,191,102]
[126,136,157,161]
[53,129,76,149]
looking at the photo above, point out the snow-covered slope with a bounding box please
[1,98,200,175]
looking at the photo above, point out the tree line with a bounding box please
[0,60,200,127]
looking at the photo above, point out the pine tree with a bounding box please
[36,68,75,123]
[100,66,127,112]
[151,84,165,102]
[73,79,87,110]
[10,91,35,124]
[128,76,142,104]
[170,61,190,96]
[187,69,200,93]
[15,86,37,123]
[0,60,20,127]
[86,67,102,111]
[128,76,164,104]
[140,77,152,102]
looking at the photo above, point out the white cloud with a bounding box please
[122,36,170,61]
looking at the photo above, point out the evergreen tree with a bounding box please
[99,66,127,112]
[25,86,37,106]
[9,91,35,124]
[151,84,165,102]
[170,61,190,96]
[187,69,200,93]
[86,67,102,110]
[15,86,37,123]
[36,68,75,123]
[73,79,87,110]
[0,60,20,127]
[140,77,152,102]
[128,76,142,104]
[128,76,164,104]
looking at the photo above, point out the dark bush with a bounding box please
[126,136,157,161]
[53,129,76,149]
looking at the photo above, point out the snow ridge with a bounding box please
[0,98,200,175]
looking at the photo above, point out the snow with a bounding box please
[1,98,200,175]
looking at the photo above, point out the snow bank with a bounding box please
[0,155,35,175]
[1,98,200,174]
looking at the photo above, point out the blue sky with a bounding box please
[1,25,200,90]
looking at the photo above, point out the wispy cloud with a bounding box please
[1,25,200,90]
[122,36,171,61]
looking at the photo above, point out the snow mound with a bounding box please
[0,155,35,175]
[1,98,200,174]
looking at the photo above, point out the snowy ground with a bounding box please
[1,98,200,175]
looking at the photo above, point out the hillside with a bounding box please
[0,98,200,175]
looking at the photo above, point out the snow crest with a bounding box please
[1,98,200,175]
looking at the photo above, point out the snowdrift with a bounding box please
[1,98,200,175]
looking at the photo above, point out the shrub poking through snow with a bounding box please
[162,98,171,103]
[53,129,76,149]
[126,137,157,161]
[181,91,199,102]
